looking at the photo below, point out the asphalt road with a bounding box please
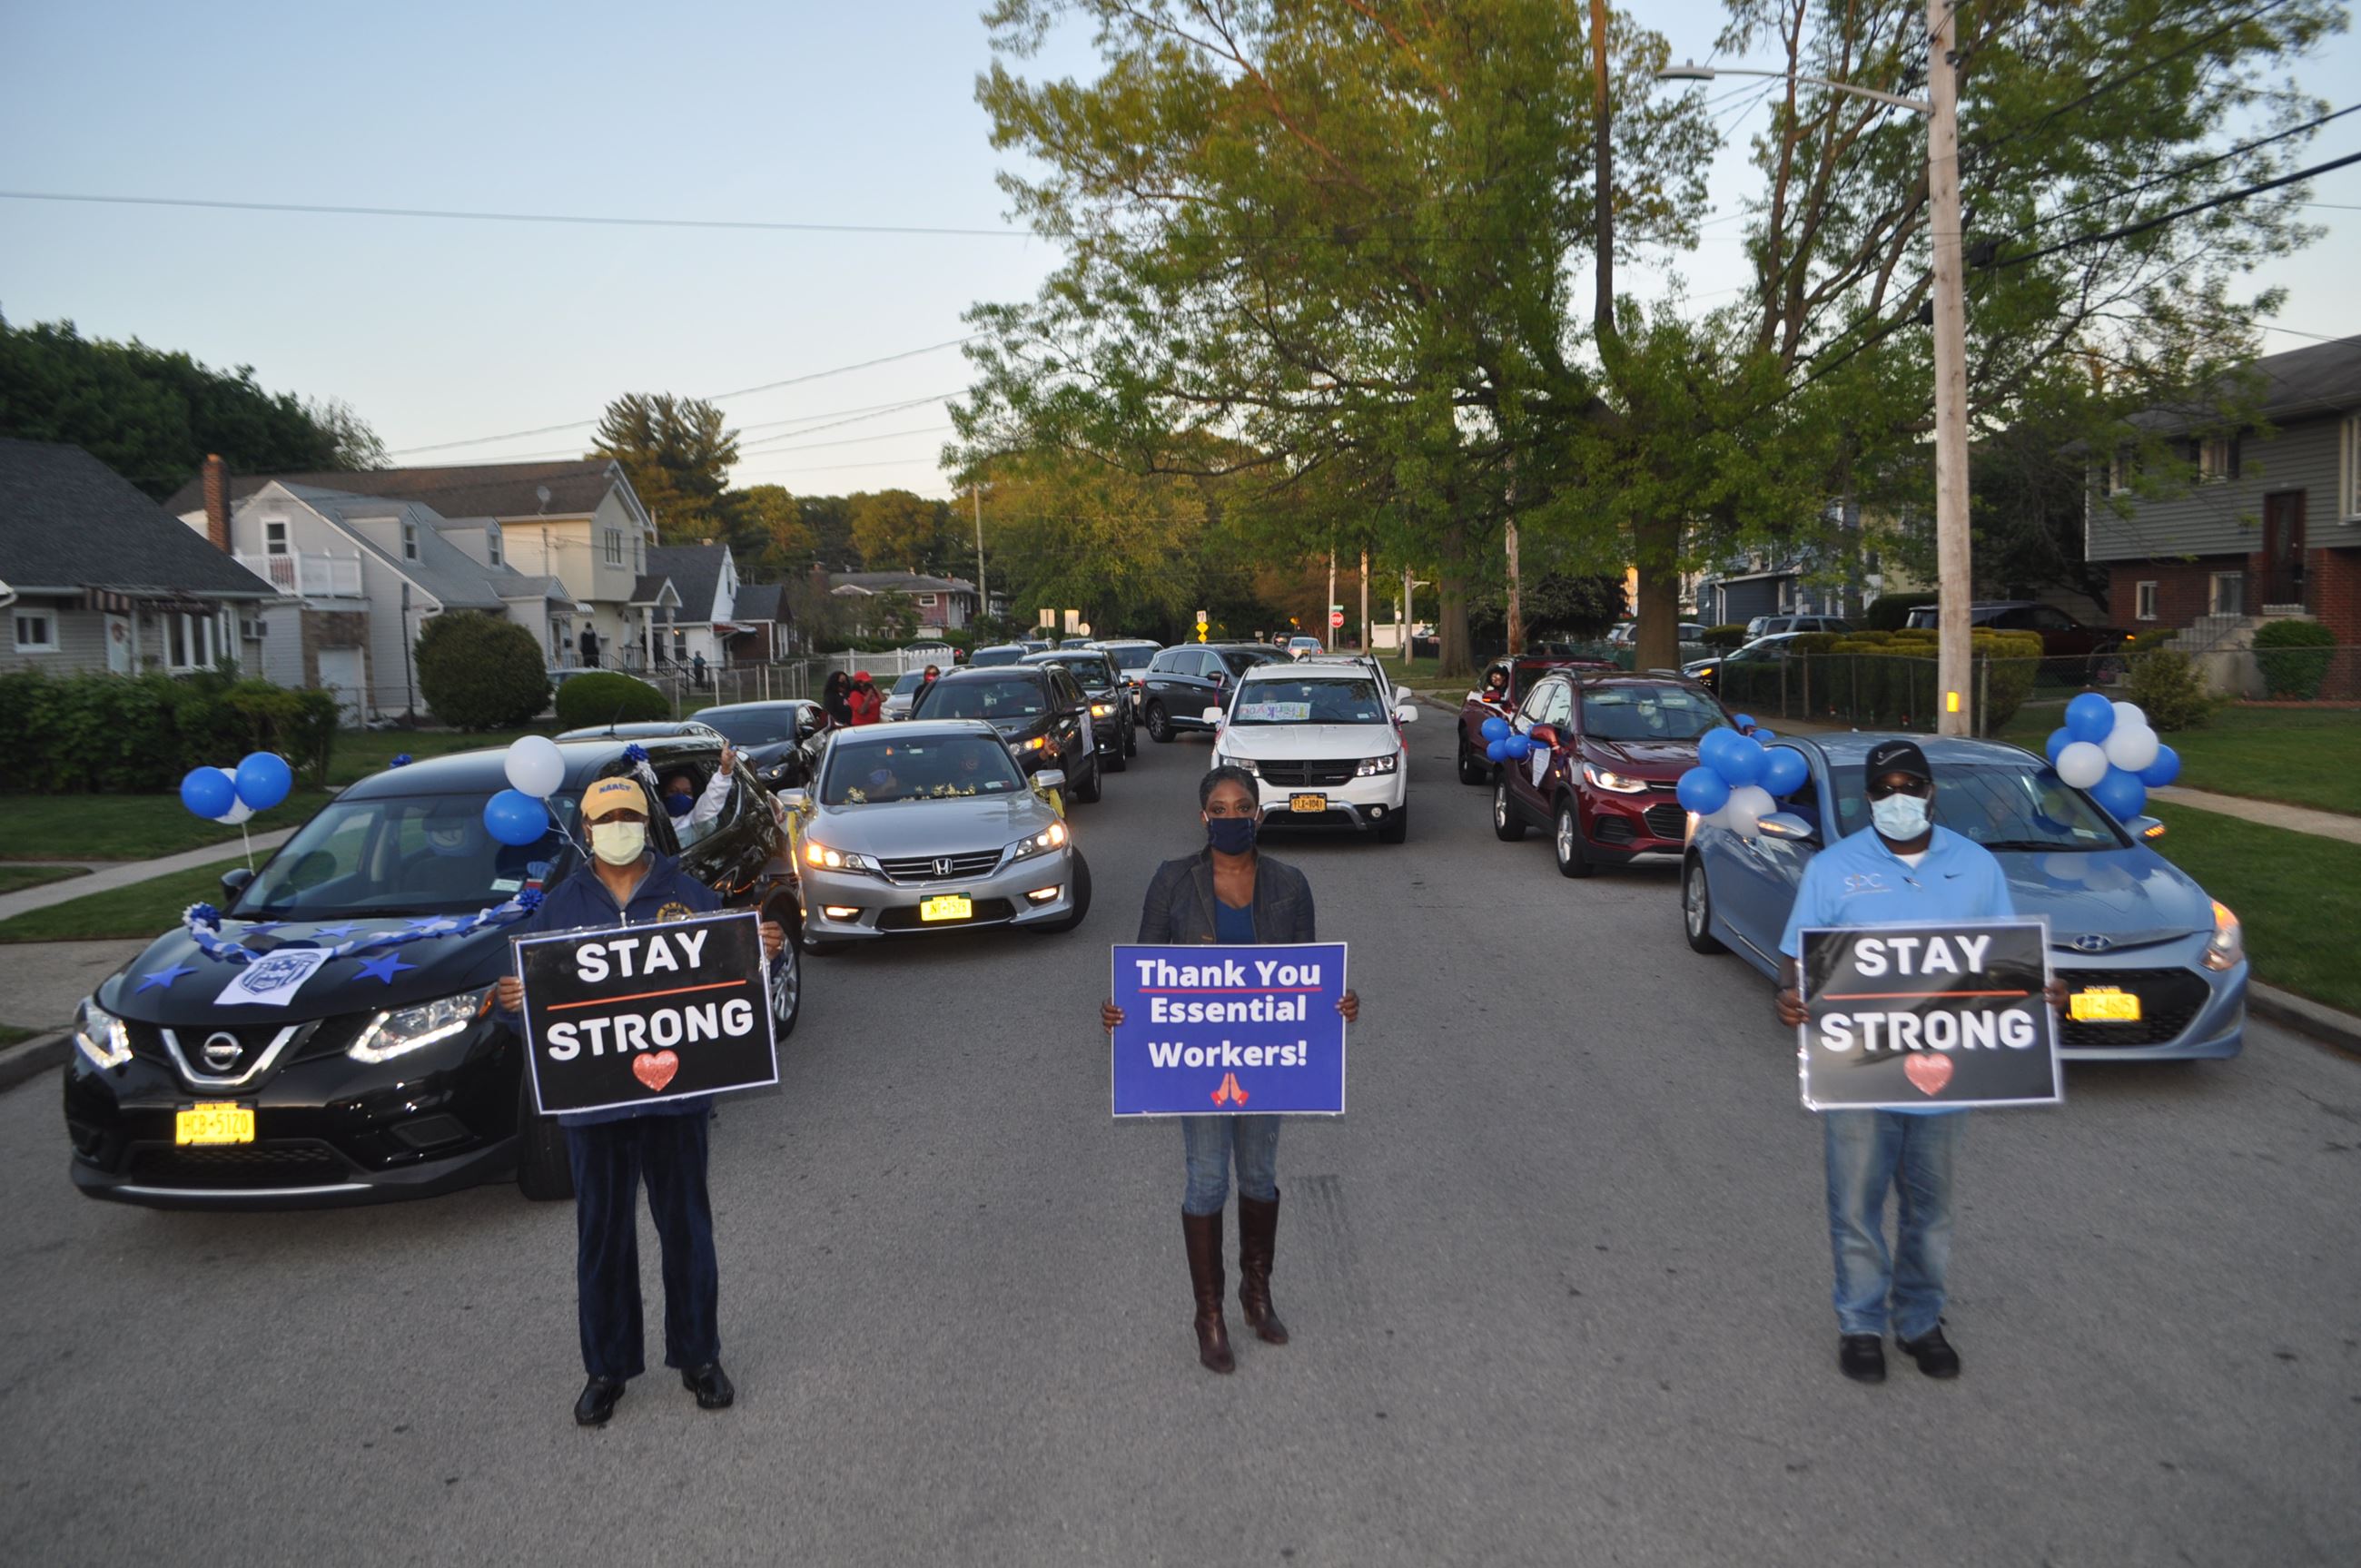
[3,726,2357,1566]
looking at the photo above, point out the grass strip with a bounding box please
[2148,802,2361,1018]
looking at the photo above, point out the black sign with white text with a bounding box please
[1798,918,2060,1111]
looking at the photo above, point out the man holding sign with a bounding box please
[1773,740,2066,1386]
[493,774,785,1427]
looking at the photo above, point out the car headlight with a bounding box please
[1215,754,1258,776]
[2202,898,2243,971]
[1009,820,1070,863]
[1016,735,1049,752]
[802,840,876,874]
[1090,702,1115,717]
[1355,753,1399,776]
[1583,762,1649,794]
[349,990,486,1064]
[73,996,132,1070]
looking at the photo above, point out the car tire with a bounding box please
[1457,735,1489,785]
[1682,853,1726,955]
[1377,804,1408,844]
[1145,701,1173,743]
[1123,722,1139,758]
[1492,778,1526,842]
[515,1070,574,1202]
[762,892,803,1041]
[1554,800,1594,879]
[1072,753,1103,804]
[1104,737,1129,773]
[1033,850,1093,933]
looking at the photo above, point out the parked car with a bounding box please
[1140,642,1286,742]
[1903,600,2135,675]
[969,644,1030,666]
[1607,622,1708,648]
[1209,663,1417,843]
[63,735,803,1210]
[908,663,1103,803]
[1090,638,1162,715]
[779,719,1090,951]
[687,700,831,789]
[1023,647,1137,771]
[1680,733,2245,1060]
[1284,636,1323,658]
[1455,656,1604,784]
[882,670,931,721]
[1744,613,1852,638]
[1681,631,1804,695]
[1490,673,1730,876]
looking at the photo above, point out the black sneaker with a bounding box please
[1839,1334,1887,1384]
[573,1376,626,1426]
[1897,1325,1961,1379]
[681,1362,736,1410]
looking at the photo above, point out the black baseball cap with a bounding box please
[1863,738,1933,786]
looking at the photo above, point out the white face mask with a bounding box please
[588,820,647,867]
[1870,792,1932,842]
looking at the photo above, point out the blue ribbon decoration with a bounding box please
[181,886,543,967]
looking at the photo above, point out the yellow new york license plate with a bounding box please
[175,1101,255,1146]
[1289,794,1328,814]
[2070,986,2142,1023]
[919,894,973,922]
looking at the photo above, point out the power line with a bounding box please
[1994,147,2361,269]
[734,395,959,452]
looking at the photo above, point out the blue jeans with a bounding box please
[1823,1110,1963,1340]
[1181,1114,1279,1215]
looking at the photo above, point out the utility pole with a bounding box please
[1358,549,1369,653]
[1928,0,1973,735]
[1505,453,1523,656]
[1325,547,1337,647]
[973,482,987,636]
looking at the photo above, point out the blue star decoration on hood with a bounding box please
[240,921,287,937]
[136,964,196,992]
[357,952,418,984]
[309,922,361,941]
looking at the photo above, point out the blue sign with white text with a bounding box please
[1110,942,1348,1117]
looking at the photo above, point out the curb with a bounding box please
[0,1031,67,1096]
[2248,983,2361,1060]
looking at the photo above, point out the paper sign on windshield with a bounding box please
[1236,702,1311,723]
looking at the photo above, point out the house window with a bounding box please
[914,593,938,607]
[264,519,290,556]
[13,611,56,652]
[2342,413,2361,520]
[400,519,419,560]
[2135,581,2158,621]
[605,529,624,566]
[165,611,222,671]
[2208,572,2245,616]
[2108,447,2135,496]
[2199,436,2233,482]
[486,525,502,567]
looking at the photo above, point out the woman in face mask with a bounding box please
[1099,764,1360,1375]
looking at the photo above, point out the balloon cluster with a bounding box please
[178,753,294,825]
[1478,715,1536,764]
[485,735,565,845]
[1675,717,1808,840]
[2044,694,2178,821]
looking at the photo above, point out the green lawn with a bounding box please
[0,864,233,944]
[0,863,89,894]
[2149,803,2361,1017]
[2002,704,2361,815]
[0,1022,42,1049]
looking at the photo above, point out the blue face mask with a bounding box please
[1870,791,1931,842]
[1205,815,1258,855]
[664,792,694,819]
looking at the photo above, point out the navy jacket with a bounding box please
[496,853,723,1127]
[1137,849,1317,945]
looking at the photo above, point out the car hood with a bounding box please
[96,917,513,1027]
[1581,735,1703,777]
[806,792,1060,856]
[1219,723,1398,760]
[1998,845,2216,949]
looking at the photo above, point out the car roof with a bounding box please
[1022,648,1109,663]
[830,717,1003,743]
[1779,732,2038,767]
[695,700,815,715]
[554,720,705,739]
[931,663,1052,682]
[1240,660,1367,682]
[339,735,724,801]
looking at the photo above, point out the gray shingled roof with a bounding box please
[828,570,977,594]
[279,484,555,612]
[647,544,729,619]
[735,582,792,623]
[164,458,639,524]
[628,573,677,606]
[0,438,272,597]
[2129,333,2361,433]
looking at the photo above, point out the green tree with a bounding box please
[974,452,1212,637]
[846,489,953,572]
[723,484,817,578]
[591,393,740,544]
[414,613,552,730]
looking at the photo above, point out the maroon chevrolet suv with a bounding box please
[1490,672,1733,878]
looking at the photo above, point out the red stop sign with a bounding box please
[1329,611,1344,627]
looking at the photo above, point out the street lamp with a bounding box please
[1658,0,1973,736]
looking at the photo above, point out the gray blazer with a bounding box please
[1137,850,1317,945]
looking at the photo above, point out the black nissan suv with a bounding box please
[907,663,1103,803]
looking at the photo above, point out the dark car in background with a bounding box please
[909,663,1103,802]
[1023,647,1136,770]
[1090,638,1162,715]
[63,735,803,1211]
[1904,600,2135,678]
[687,699,830,789]
[1744,613,1852,638]
[1141,642,1285,742]
[1491,673,1731,876]
[969,644,1030,666]
[1681,631,1803,695]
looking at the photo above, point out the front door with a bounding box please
[104,614,132,676]
[2262,491,2307,607]
[317,646,366,725]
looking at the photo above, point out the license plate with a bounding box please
[1289,794,1328,814]
[2070,986,2142,1023]
[175,1101,255,1146]
[919,894,973,922]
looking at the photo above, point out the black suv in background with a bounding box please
[1141,643,1286,742]
[909,664,1103,802]
[1023,648,1137,771]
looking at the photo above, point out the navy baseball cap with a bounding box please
[1862,738,1933,786]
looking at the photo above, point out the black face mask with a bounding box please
[1205,815,1258,855]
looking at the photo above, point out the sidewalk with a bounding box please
[2147,786,2359,842]
[0,829,294,922]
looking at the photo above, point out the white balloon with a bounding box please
[2056,741,2109,790]
[505,735,566,798]
[2101,722,2160,774]
[2110,700,2146,734]
[212,764,255,825]
[1724,784,1775,839]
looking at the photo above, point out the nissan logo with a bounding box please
[934,857,954,878]
[2070,933,2112,953]
[200,1031,243,1071]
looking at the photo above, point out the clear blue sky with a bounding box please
[2,1,2353,501]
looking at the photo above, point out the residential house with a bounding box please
[171,458,658,672]
[828,570,980,634]
[728,582,798,661]
[641,543,783,669]
[0,439,272,677]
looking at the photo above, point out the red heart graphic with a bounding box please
[633,1050,680,1093]
[1903,1053,1954,1097]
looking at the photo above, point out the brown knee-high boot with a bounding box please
[1237,1192,1289,1345]
[1181,1209,1235,1373]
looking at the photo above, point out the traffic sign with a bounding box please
[1329,611,1345,628]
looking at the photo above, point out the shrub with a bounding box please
[415,612,552,730]
[0,668,339,793]
[2126,627,2177,655]
[1864,591,1939,633]
[1701,624,1749,650]
[2122,648,2215,731]
[554,670,667,729]
[2250,617,2337,700]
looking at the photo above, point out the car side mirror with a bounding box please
[1034,769,1067,793]
[1529,724,1558,748]
[219,866,255,902]
[1757,812,1818,843]
[1201,705,1224,725]
[1395,705,1419,725]
[778,788,808,812]
[2128,814,2166,842]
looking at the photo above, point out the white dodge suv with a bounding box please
[1208,664,1416,843]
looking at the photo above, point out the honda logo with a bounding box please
[200,1032,243,1071]
[933,857,954,878]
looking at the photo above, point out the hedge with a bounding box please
[2122,648,2214,731]
[2250,617,2337,700]
[0,669,340,794]
[1715,630,2044,731]
[1864,591,1939,633]
[1701,624,1750,651]
[417,612,551,730]
[553,670,667,729]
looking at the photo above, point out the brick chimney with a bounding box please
[201,454,231,552]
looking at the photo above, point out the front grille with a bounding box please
[1595,815,1636,845]
[1643,803,1688,840]
[1258,759,1357,788]
[124,1141,352,1189]
[2057,966,2212,1047]
[877,898,1018,932]
[876,850,1004,884]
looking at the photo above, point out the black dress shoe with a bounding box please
[1897,1325,1961,1379]
[573,1376,626,1426]
[1838,1334,1887,1384]
[681,1362,735,1410]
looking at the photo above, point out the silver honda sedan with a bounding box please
[780,719,1092,950]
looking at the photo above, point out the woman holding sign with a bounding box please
[1101,765,1359,1375]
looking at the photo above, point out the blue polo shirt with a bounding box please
[1780,824,2017,1116]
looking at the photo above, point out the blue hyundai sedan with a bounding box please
[1680,734,2246,1060]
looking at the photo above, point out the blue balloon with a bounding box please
[1695,727,1739,772]
[2138,744,2181,789]
[1506,735,1533,760]
[1712,735,1766,789]
[2089,766,2147,821]
[483,788,549,847]
[1730,713,1756,732]
[233,751,293,811]
[1485,738,1509,764]
[1762,747,1809,798]
[1753,727,1776,743]
[1480,715,1511,742]
[2044,727,2073,765]
[1676,766,1731,815]
[180,766,236,820]
[2065,691,2116,744]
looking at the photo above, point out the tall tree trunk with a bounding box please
[1436,518,1475,679]
[1505,452,1524,655]
[1632,515,1683,672]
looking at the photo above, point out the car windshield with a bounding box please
[921,677,1048,721]
[698,708,801,745]
[232,793,578,918]
[1825,758,2130,851]
[1582,684,1725,741]
[1106,645,1156,671]
[1049,658,1116,693]
[1231,676,1389,725]
[821,735,1025,805]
